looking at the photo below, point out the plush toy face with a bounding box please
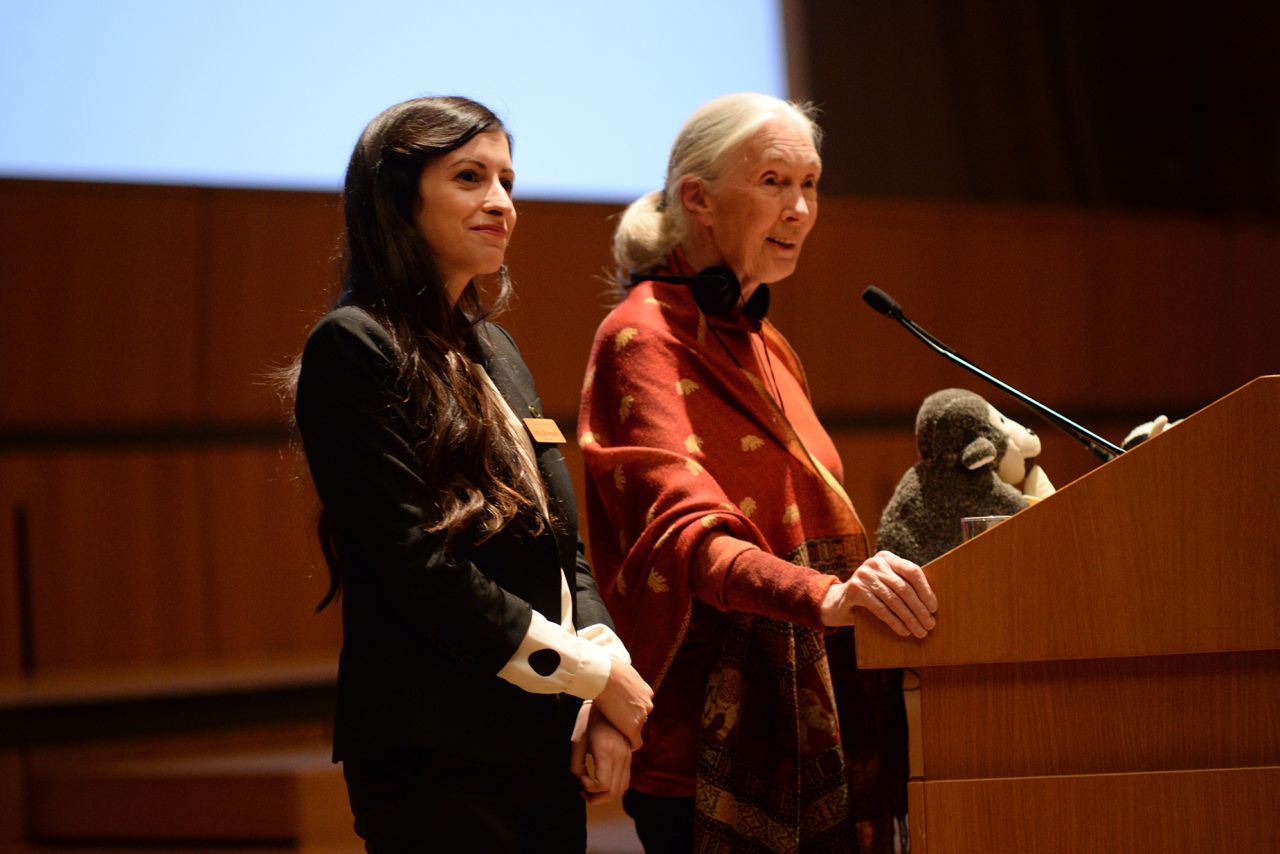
[989,403,1041,485]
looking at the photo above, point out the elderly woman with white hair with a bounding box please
[578,93,938,852]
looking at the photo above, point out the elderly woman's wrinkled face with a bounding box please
[695,118,820,289]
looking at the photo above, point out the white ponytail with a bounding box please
[612,190,681,273]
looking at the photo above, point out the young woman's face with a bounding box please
[414,130,516,304]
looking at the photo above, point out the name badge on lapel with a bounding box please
[523,403,566,444]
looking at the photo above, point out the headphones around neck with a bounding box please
[629,266,770,323]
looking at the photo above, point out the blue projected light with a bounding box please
[0,1,786,201]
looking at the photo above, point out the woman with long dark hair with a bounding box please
[292,96,652,852]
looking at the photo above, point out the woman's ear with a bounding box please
[679,177,714,226]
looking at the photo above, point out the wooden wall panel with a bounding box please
[0,177,1275,678]
[950,209,1108,408]
[2,446,343,672]
[789,200,1103,415]
[1091,216,1232,406]
[784,198,940,416]
[201,190,344,422]
[4,179,1267,433]
[1225,222,1280,393]
[786,198,1264,420]
[27,746,350,844]
[192,193,619,424]
[1,179,1273,433]
[23,451,208,669]
[0,457,36,677]
[0,751,23,842]
[0,181,201,425]
[498,200,622,420]
[199,446,339,657]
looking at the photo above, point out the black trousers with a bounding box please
[342,717,586,853]
[622,789,695,854]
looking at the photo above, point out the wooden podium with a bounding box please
[853,376,1280,853]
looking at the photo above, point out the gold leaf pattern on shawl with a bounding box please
[684,457,704,476]
[740,435,765,452]
[614,571,628,596]
[618,527,629,555]
[582,364,596,392]
[579,431,595,447]
[647,571,669,593]
[676,378,700,396]
[645,502,658,525]
[700,513,720,529]
[618,395,635,422]
[614,327,639,350]
[718,502,736,511]
[613,465,626,492]
[684,434,704,454]
[643,296,668,308]
[654,527,673,550]
[783,503,801,525]
[740,497,757,518]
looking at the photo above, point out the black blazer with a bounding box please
[296,305,612,764]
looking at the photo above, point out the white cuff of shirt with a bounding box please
[496,612,630,700]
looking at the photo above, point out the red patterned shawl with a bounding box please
[579,270,906,852]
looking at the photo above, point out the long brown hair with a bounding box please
[307,96,544,609]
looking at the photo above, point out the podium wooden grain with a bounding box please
[854,376,1280,853]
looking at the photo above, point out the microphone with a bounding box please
[861,286,1123,462]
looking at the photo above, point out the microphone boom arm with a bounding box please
[865,287,1123,462]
